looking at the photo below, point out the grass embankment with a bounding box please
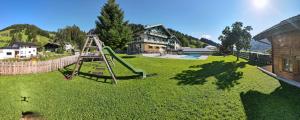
[0,55,299,119]
[0,29,51,47]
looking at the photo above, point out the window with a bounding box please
[156,47,160,49]
[283,58,293,72]
[148,46,153,49]
[6,52,12,55]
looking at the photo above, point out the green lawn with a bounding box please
[0,55,299,119]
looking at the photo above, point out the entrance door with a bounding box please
[15,51,19,58]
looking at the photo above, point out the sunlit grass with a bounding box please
[0,55,299,119]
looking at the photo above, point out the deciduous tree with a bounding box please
[219,22,252,61]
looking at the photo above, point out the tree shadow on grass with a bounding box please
[58,68,73,79]
[240,81,300,120]
[172,61,246,90]
[58,67,145,83]
[121,55,137,59]
[247,61,271,67]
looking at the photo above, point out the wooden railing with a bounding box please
[0,55,78,75]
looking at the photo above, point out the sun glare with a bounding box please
[253,0,269,9]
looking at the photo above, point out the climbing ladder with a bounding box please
[69,35,117,84]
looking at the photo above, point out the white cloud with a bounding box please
[200,34,212,39]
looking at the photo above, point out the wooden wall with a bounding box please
[271,31,300,81]
[143,43,165,53]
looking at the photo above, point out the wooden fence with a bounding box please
[234,51,272,65]
[0,55,78,75]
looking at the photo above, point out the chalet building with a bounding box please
[0,42,37,59]
[44,43,61,52]
[127,24,182,54]
[254,15,300,81]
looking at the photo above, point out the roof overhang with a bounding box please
[253,15,300,44]
[44,43,61,47]
[0,47,19,50]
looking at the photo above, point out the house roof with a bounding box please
[137,24,182,45]
[0,46,19,49]
[253,14,300,42]
[144,24,173,37]
[0,42,37,50]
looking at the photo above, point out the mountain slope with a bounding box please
[0,24,54,47]
[250,40,271,53]
[199,38,219,47]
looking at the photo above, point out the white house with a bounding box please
[64,43,74,51]
[0,47,18,59]
[0,42,37,59]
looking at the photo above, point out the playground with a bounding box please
[1,54,300,119]
[65,35,146,84]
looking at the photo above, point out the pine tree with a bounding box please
[95,0,133,50]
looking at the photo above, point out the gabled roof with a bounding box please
[138,24,182,45]
[0,42,37,50]
[44,42,60,45]
[44,42,61,47]
[0,46,19,49]
[144,24,172,37]
[253,14,300,41]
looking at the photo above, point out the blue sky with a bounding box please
[1,0,300,43]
